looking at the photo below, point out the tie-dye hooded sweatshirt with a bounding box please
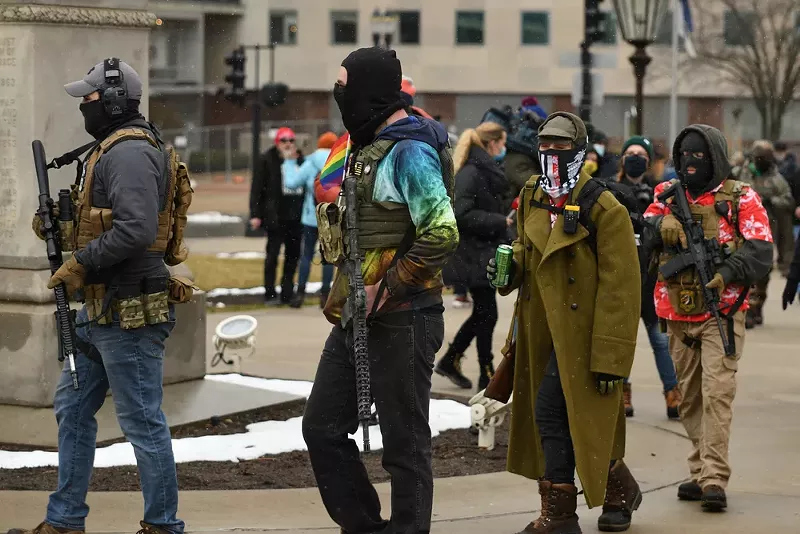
[324,115,459,325]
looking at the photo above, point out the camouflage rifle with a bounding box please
[658,181,735,357]
[32,140,80,389]
[342,172,372,452]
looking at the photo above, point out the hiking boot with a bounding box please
[745,311,756,329]
[623,383,634,417]
[701,485,727,512]
[434,346,472,389]
[665,386,682,420]
[478,359,495,391]
[597,460,642,532]
[754,310,764,325]
[7,523,84,534]
[290,292,305,309]
[136,523,171,534]
[517,480,581,533]
[677,480,702,501]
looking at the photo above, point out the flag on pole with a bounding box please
[679,0,697,58]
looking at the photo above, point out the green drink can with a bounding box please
[493,244,514,287]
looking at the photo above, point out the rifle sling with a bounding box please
[369,224,416,318]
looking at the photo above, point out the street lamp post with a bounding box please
[612,0,668,135]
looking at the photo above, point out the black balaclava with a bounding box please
[678,131,713,196]
[80,98,145,140]
[334,47,407,147]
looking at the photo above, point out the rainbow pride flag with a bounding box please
[318,133,351,191]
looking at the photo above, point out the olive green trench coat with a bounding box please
[498,172,641,508]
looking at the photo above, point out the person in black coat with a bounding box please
[438,121,513,390]
[248,127,305,306]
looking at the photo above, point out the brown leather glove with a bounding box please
[31,207,59,241]
[705,272,726,296]
[47,255,86,295]
[660,214,687,248]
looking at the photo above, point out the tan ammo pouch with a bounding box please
[167,275,199,304]
[89,208,113,237]
[163,158,194,267]
[316,202,346,265]
[84,283,113,325]
[663,270,707,316]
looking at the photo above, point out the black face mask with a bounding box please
[623,154,648,179]
[80,100,109,139]
[754,156,773,174]
[678,132,713,196]
[335,47,408,147]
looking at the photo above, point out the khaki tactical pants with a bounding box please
[666,311,745,490]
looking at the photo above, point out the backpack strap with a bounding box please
[575,179,608,256]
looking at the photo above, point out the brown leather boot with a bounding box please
[7,523,83,534]
[517,480,582,533]
[597,460,642,532]
[136,522,171,534]
[623,383,634,417]
[665,386,682,420]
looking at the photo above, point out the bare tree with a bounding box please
[691,0,800,140]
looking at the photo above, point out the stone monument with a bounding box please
[0,1,208,408]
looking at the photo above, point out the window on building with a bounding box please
[456,11,484,45]
[521,12,549,45]
[654,10,673,45]
[331,10,358,45]
[724,10,755,46]
[597,12,617,45]
[385,10,421,45]
[270,10,298,45]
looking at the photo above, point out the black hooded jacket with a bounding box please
[443,145,513,288]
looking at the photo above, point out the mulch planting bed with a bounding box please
[0,395,509,491]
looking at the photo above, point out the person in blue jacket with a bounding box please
[282,132,338,308]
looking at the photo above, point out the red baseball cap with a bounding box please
[275,127,295,145]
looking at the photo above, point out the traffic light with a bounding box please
[224,46,246,106]
[261,83,289,107]
[585,0,607,45]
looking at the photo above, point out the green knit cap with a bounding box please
[622,135,654,160]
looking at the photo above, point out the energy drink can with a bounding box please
[493,245,514,288]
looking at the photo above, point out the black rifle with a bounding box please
[33,140,80,389]
[342,173,372,452]
[658,182,735,357]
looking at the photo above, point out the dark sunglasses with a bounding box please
[279,137,295,143]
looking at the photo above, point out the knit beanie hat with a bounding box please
[622,135,654,160]
[317,131,338,149]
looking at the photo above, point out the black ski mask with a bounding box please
[80,97,144,140]
[334,47,408,148]
[678,131,713,196]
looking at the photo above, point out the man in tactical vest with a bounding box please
[644,125,773,512]
[301,47,458,534]
[15,60,189,534]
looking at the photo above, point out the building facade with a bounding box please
[148,0,800,149]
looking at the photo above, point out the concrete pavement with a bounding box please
[3,240,799,531]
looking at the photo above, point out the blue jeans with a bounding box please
[46,305,183,533]
[625,319,678,393]
[298,224,334,295]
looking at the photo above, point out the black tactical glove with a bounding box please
[596,373,625,395]
[486,257,516,288]
[782,278,800,310]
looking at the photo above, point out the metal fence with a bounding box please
[160,119,336,180]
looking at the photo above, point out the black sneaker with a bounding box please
[701,485,727,512]
[678,480,702,501]
[290,293,305,309]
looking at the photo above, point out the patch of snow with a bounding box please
[188,211,243,224]
[214,302,227,309]
[0,375,470,469]
[216,251,267,260]
[206,282,322,299]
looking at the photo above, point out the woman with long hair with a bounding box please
[438,122,513,390]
